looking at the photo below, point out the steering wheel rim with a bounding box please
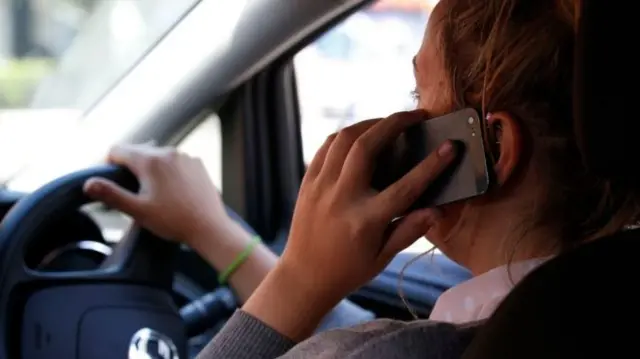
[0,165,186,359]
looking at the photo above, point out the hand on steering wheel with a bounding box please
[84,144,230,245]
[84,144,276,305]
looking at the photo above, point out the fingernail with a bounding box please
[437,141,454,157]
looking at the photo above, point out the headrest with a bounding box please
[462,229,640,359]
[573,0,640,182]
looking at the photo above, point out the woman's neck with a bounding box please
[463,223,559,276]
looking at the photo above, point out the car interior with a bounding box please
[0,0,630,358]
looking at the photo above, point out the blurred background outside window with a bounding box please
[0,0,200,189]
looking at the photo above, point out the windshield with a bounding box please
[0,0,200,189]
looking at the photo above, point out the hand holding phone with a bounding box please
[371,108,491,209]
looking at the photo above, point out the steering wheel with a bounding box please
[0,166,186,359]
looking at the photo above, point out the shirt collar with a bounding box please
[429,257,550,324]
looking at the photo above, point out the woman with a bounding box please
[87,0,640,357]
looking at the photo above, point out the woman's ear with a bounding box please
[486,112,523,185]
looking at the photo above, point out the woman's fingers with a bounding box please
[84,177,142,217]
[305,133,337,179]
[374,140,456,220]
[321,119,381,180]
[341,111,427,185]
[314,110,456,220]
[380,208,441,260]
[107,144,149,175]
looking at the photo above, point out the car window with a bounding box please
[177,113,222,191]
[0,0,200,110]
[294,0,437,254]
[0,0,202,191]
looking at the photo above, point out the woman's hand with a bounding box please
[243,110,456,340]
[84,145,280,302]
[83,145,230,246]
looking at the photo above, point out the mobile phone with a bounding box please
[371,108,491,209]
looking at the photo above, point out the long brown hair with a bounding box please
[437,0,640,250]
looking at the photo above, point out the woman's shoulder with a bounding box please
[282,318,482,359]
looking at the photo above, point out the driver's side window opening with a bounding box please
[294,0,438,254]
[177,113,222,191]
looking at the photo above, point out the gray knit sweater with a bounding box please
[196,310,479,358]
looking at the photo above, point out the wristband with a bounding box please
[217,235,261,285]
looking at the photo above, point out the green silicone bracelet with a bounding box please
[217,235,261,285]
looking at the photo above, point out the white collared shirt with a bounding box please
[429,257,549,323]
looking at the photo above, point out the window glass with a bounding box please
[177,113,223,191]
[0,0,202,190]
